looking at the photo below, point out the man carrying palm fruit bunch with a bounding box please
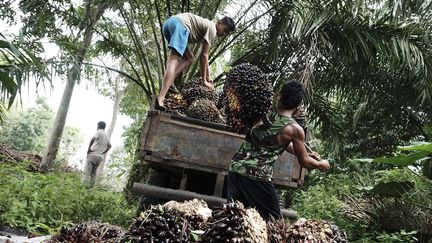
[227,80,330,220]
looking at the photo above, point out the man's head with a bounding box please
[279,80,305,110]
[97,121,106,130]
[216,16,235,37]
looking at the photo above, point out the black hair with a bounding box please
[98,121,106,129]
[279,80,305,109]
[220,16,235,32]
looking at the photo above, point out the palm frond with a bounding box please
[0,33,48,108]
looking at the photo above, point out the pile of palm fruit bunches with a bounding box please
[164,77,225,124]
[163,63,307,134]
[50,199,347,242]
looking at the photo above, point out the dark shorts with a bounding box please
[162,17,189,56]
[227,171,282,220]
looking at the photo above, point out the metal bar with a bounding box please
[132,182,297,219]
[281,209,298,220]
[133,183,227,206]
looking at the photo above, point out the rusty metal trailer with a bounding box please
[132,103,307,218]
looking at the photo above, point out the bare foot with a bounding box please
[203,81,214,89]
[156,97,166,111]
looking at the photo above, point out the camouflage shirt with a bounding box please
[229,113,297,181]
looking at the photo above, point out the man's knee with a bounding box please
[184,51,194,62]
[187,53,195,61]
[184,59,193,67]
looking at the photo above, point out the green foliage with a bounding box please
[101,146,130,191]
[289,162,431,241]
[122,117,148,197]
[375,230,418,243]
[290,172,369,240]
[0,98,82,162]
[0,98,53,153]
[0,163,134,234]
[292,182,343,220]
[398,142,432,153]
[234,0,432,158]
[57,126,83,162]
[118,82,149,196]
[370,142,432,168]
[373,152,430,167]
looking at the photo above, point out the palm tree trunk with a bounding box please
[40,1,108,169]
[96,78,127,178]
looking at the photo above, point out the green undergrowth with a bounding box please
[0,163,135,235]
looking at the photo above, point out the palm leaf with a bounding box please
[373,151,430,166]
[398,143,432,153]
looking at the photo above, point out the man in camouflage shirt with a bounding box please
[227,80,330,220]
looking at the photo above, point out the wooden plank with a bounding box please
[139,112,153,152]
[159,114,245,138]
[290,157,302,181]
[213,173,225,197]
[142,112,161,153]
[145,155,228,174]
[179,171,188,190]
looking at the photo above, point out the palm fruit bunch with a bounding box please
[200,201,268,242]
[216,90,225,109]
[286,218,348,243]
[51,220,125,243]
[292,106,308,130]
[124,205,192,242]
[186,99,226,124]
[164,92,188,115]
[266,219,290,243]
[224,63,273,134]
[181,77,219,104]
[164,199,212,230]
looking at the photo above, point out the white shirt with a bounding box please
[89,129,110,158]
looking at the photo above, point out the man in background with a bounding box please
[85,121,111,187]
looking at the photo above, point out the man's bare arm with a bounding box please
[200,41,213,88]
[102,142,112,154]
[286,142,321,160]
[280,125,329,171]
[87,137,96,154]
[286,143,295,154]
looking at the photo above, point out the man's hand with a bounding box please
[318,159,330,171]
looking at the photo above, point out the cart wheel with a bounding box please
[137,169,168,213]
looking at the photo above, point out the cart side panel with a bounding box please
[143,113,244,170]
[140,111,307,187]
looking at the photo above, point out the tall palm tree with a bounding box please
[236,0,432,156]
